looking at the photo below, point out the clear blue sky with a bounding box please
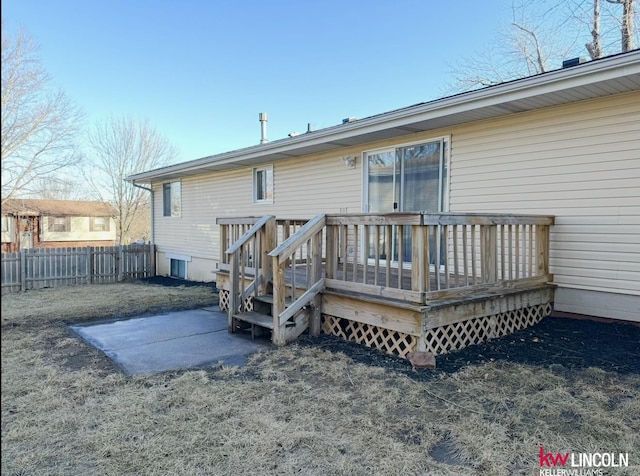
[3,1,517,163]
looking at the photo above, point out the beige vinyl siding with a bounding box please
[152,149,362,281]
[449,92,640,320]
[151,91,639,320]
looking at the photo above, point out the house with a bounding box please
[128,51,639,355]
[1,199,117,253]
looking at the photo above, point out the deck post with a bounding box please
[536,225,550,276]
[310,230,323,336]
[411,225,426,302]
[272,255,286,345]
[325,225,337,279]
[480,225,498,283]
[261,217,276,295]
[228,252,239,332]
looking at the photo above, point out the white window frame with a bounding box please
[166,253,191,279]
[360,135,451,271]
[89,216,110,232]
[163,181,182,217]
[361,135,451,214]
[253,165,274,204]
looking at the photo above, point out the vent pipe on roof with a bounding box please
[259,112,268,144]
[562,57,587,68]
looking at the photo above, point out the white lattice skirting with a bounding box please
[219,289,229,311]
[218,289,253,313]
[322,302,552,358]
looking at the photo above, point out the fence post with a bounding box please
[117,245,124,282]
[20,250,26,292]
[84,246,93,284]
[149,244,156,277]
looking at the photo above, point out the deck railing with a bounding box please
[323,213,553,303]
[268,214,326,344]
[218,211,554,310]
[222,215,276,328]
[218,217,310,270]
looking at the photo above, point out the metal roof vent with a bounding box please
[259,112,268,144]
[562,57,587,68]
[342,117,357,124]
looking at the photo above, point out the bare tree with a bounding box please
[586,0,603,59]
[30,175,90,200]
[446,0,638,93]
[1,23,84,205]
[606,0,636,51]
[86,116,177,244]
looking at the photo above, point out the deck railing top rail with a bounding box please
[225,215,275,255]
[325,212,554,226]
[269,214,326,264]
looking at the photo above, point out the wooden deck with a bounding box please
[216,213,555,357]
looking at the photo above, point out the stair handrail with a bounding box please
[225,214,275,255]
[268,213,326,264]
[268,213,326,344]
[225,215,276,330]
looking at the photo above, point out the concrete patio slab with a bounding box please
[71,307,271,375]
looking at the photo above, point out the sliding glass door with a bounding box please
[365,138,448,263]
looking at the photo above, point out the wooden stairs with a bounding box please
[231,293,313,343]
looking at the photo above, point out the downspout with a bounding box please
[132,182,156,277]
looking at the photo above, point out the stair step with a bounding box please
[233,311,275,329]
[253,295,293,306]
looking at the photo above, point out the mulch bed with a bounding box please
[297,316,640,380]
[138,276,640,378]
[140,276,218,289]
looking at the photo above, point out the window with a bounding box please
[167,253,191,279]
[1,216,9,233]
[90,217,110,232]
[163,181,182,217]
[170,259,186,279]
[364,137,449,265]
[253,165,273,203]
[48,216,71,232]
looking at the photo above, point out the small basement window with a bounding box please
[167,253,190,279]
[170,259,186,279]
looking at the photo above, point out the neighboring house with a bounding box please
[1,199,117,253]
[129,51,640,323]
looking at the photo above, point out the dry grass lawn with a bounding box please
[2,282,639,475]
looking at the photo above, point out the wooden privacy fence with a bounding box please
[1,244,155,294]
